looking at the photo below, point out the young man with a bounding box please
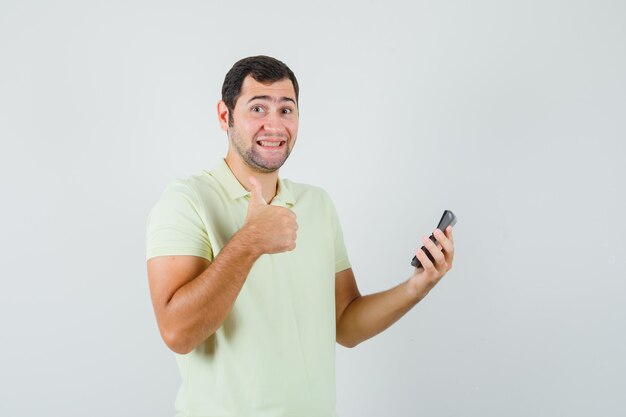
[146,55,454,417]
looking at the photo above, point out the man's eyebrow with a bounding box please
[246,95,296,105]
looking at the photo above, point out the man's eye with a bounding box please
[282,108,293,114]
[251,106,265,113]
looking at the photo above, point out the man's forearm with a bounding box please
[336,279,430,348]
[162,228,261,354]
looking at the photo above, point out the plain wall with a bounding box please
[1,0,624,416]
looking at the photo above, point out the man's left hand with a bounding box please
[407,226,455,299]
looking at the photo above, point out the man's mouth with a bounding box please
[256,139,286,148]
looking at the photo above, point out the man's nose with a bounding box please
[262,111,286,132]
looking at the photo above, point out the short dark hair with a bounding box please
[221,55,299,126]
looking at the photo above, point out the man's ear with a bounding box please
[217,100,230,131]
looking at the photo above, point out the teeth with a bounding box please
[259,141,282,147]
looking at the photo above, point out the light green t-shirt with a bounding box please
[146,159,351,417]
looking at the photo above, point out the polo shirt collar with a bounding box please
[211,159,295,207]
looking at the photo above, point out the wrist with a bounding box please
[405,275,433,303]
[236,224,264,259]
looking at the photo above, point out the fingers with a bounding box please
[412,226,455,293]
[248,176,267,205]
[415,247,435,274]
[421,235,447,272]
[434,228,454,265]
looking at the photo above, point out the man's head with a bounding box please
[218,56,299,173]
[221,55,299,127]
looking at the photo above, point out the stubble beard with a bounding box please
[228,126,293,173]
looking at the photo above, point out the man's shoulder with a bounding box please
[158,170,222,205]
[168,166,225,190]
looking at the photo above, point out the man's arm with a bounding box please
[147,229,261,355]
[147,177,297,354]
[335,227,454,348]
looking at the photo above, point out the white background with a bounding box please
[1,1,625,416]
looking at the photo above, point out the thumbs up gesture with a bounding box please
[243,176,298,255]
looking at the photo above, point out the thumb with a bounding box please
[248,176,267,206]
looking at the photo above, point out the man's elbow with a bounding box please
[337,340,360,349]
[336,332,361,349]
[161,327,199,355]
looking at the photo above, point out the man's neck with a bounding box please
[224,154,279,203]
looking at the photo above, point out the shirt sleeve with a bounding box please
[326,193,351,273]
[146,180,213,261]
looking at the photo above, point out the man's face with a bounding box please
[225,75,298,173]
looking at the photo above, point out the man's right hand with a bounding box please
[243,176,298,255]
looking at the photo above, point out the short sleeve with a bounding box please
[146,180,213,261]
[326,193,351,273]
